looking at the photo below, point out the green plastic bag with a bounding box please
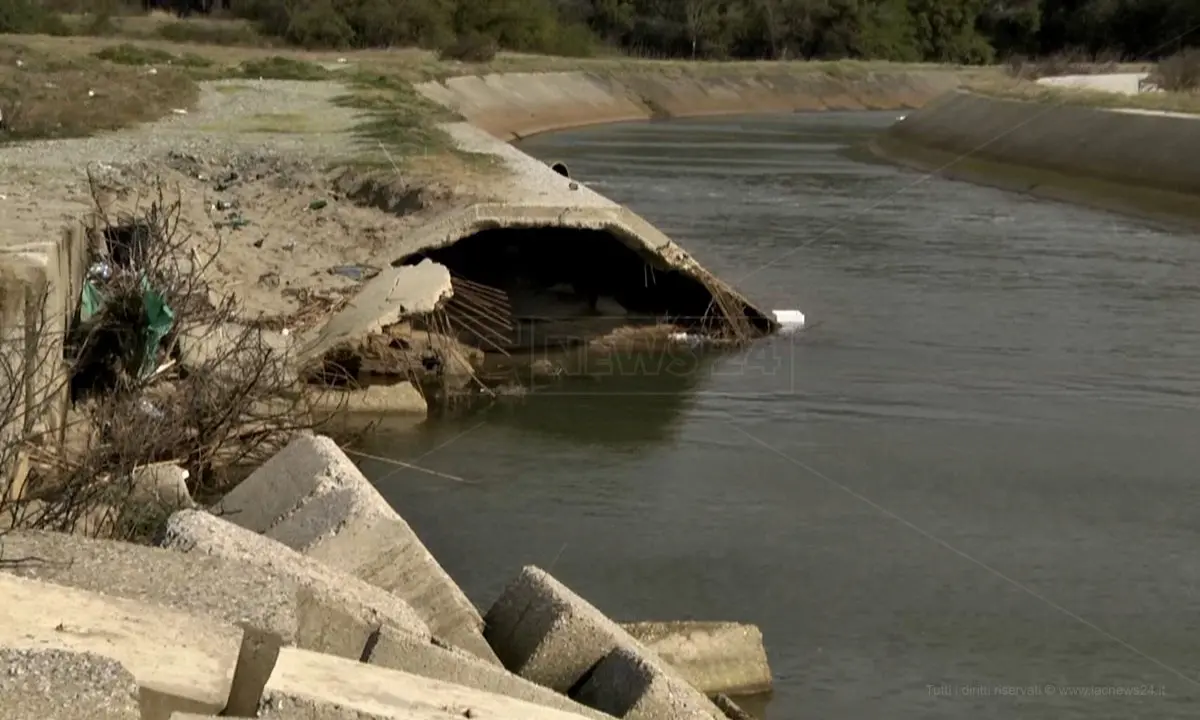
[77,274,175,379]
[138,274,174,379]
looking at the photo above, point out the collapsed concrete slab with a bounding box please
[258,646,602,720]
[158,510,431,645]
[364,627,613,719]
[212,434,494,663]
[0,573,241,719]
[0,529,410,666]
[574,647,722,720]
[300,259,452,362]
[622,621,772,696]
[483,566,721,718]
[0,648,141,720]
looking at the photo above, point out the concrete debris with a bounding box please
[0,648,141,720]
[129,462,194,509]
[359,631,611,719]
[621,621,772,696]
[213,434,494,663]
[0,573,242,720]
[0,529,340,655]
[159,509,432,647]
[300,259,453,362]
[258,646,600,720]
[483,566,722,717]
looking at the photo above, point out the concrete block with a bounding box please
[622,621,772,695]
[364,629,613,719]
[0,573,242,720]
[574,647,722,720]
[258,646,600,720]
[0,648,141,720]
[160,510,431,645]
[214,434,493,663]
[483,566,721,718]
[1,529,415,666]
[210,433,361,534]
[269,484,495,662]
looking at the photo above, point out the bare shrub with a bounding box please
[1,173,326,548]
[1150,49,1200,92]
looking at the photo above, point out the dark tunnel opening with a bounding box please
[396,227,771,353]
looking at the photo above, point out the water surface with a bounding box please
[355,112,1200,719]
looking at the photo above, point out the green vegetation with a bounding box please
[235,56,331,80]
[0,43,198,142]
[215,0,1200,65]
[93,42,213,67]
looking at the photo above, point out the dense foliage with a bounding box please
[221,0,1200,62]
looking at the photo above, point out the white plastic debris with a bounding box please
[148,67,158,75]
[337,57,347,63]
[669,332,703,347]
[87,89,95,98]
[896,114,907,122]
[171,108,188,115]
[772,309,806,334]
[14,59,23,67]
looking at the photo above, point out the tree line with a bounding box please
[225,0,1200,62]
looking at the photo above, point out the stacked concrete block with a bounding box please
[160,510,430,649]
[574,647,723,720]
[2,525,427,669]
[622,621,772,696]
[0,648,141,720]
[483,566,722,719]
[257,646,602,720]
[0,573,242,720]
[364,626,613,719]
[213,433,495,662]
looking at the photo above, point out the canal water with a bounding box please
[354,111,1200,719]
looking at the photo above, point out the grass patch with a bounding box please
[236,55,332,80]
[154,18,268,47]
[966,75,1200,115]
[337,71,461,164]
[236,112,314,133]
[0,44,198,142]
[93,42,213,68]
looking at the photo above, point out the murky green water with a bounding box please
[354,112,1200,719]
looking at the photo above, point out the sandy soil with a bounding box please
[0,78,475,326]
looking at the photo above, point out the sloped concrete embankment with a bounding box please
[870,90,1200,226]
[416,68,963,140]
[0,433,772,720]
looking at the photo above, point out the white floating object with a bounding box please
[772,309,806,333]
[87,89,95,98]
[148,67,158,75]
[337,57,347,63]
[172,108,188,115]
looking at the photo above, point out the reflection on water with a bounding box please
[354,112,1200,720]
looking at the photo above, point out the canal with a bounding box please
[356,111,1200,719]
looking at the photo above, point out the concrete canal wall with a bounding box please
[871,90,1200,227]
